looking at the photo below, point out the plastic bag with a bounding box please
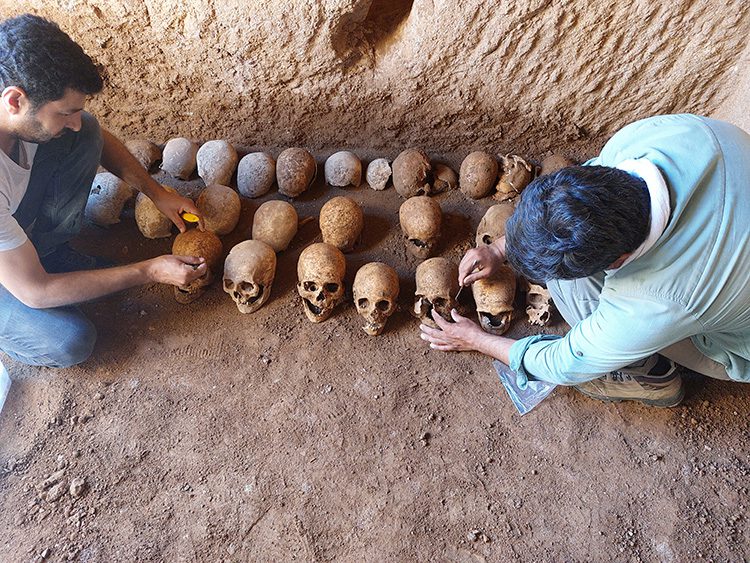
[493,360,556,415]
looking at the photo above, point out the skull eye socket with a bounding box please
[223,279,234,291]
[409,238,428,248]
[375,300,390,312]
[324,283,339,293]
[304,281,318,292]
[432,297,448,309]
[357,298,369,309]
[481,234,493,245]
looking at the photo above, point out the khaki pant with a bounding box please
[547,274,730,381]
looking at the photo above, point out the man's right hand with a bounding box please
[145,255,207,286]
[458,236,506,287]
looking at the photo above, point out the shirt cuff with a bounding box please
[509,334,562,389]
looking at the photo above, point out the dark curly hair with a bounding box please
[0,14,103,107]
[505,165,651,283]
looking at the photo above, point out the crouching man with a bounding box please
[0,15,206,368]
[421,114,750,407]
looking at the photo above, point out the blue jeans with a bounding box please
[0,112,102,368]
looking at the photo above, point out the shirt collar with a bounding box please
[606,158,671,273]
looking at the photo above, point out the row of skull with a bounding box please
[85,136,575,231]
[175,231,552,337]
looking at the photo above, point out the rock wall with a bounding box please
[1,0,749,158]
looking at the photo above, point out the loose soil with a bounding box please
[1,154,749,562]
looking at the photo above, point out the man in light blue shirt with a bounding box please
[420,114,750,407]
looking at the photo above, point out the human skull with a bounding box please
[161,137,198,180]
[296,243,346,323]
[135,185,180,239]
[540,154,574,176]
[196,184,241,235]
[366,158,391,190]
[252,200,298,252]
[171,229,223,304]
[399,196,442,259]
[325,151,361,188]
[319,196,363,253]
[431,163,458,193]
[392,148,432,198]
[277,148,316,198]
[353,262,399,336]
[414,258,459,328]
[472,266,516,335]
[197,140,238,186]
[526,282,554,326]
[475,203,515,247]
[125,139,161,170]
[495,154,533,201]
[85,172,136,226]
[460,151,498,199]
[237,152,276,198]
[223,240,276,314]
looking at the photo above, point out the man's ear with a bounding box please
[1,86,29,115]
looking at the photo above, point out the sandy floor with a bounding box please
[1,161,749,562]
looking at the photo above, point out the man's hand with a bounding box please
[151,188,203,233]
[144,255,207,286]
[420,309,486,352]
[458,238,506,286]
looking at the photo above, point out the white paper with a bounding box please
[0,360,10,415]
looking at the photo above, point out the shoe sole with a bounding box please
[575,385,685,408]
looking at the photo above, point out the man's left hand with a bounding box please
[152,188,203,233]
[420,308,485,352]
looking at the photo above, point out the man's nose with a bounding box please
[66,113,82,132]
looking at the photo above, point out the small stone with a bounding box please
[531,469,538,475]
[46,482,67,502]
[41,548,50,559]
[94,392,104,400]
[42,468,66,489]
[69,477,86,498]
[467,529,480,542]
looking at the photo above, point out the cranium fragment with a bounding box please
[161,137,198,180]
[223,240,276,314]
[296,243,346,323]
[197,140,238,186]
[85,172,136,226]
[540,154,574,176]
[459,151,498,199]
[237,152,276,198]
[319,196,363,253]
[171,229,223,304]
[324,151,361,188]
[526,282,555,326]
[353,262,399,336]
[495,154,533,201]
[196,184,241,235]
[125,139,161,170]
[414,257,459,328]
[135,185,180,239]
[475,203,515,247]
[366,158,391,190]
[252,200,298,252]
[431,163,458,193]
[399,196,442,259]
[277,148,316,198]
[392,148,432,198]
[472,266,516,335]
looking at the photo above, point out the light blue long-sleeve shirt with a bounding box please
[509,114,750,385]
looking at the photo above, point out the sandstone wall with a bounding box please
[1,0,749,158]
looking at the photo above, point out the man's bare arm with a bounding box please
[0,240,206,309]
[99,129,202,231]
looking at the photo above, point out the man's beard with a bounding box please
[15,114,59,144]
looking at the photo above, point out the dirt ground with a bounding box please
[1,152,749,562]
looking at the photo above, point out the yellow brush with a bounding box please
[181,212,200,223]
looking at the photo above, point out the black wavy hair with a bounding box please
[505,165,651,283]
[0,14,103,107]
